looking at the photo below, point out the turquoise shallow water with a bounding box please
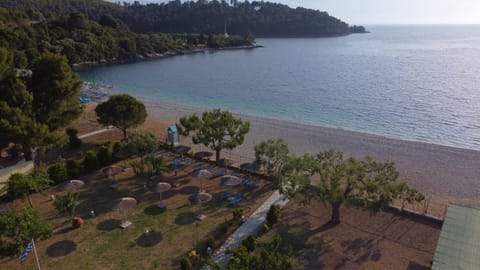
[78,25,480,150]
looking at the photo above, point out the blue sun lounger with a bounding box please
[207,166,217,172]
[193,164,206,172]
[218,191,232,201]
[182,159,194,167]
[241,175,251,185]
[212,169,227,178]
[158,152,170,158]
[231,172,238,177]
[229,193,244,205]
[248,178,260,188]
[169,157,183,166]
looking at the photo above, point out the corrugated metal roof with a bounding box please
[432,204,480,270]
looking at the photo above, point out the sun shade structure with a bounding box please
[111,197,137,228]
[57,180,85,191]
[152,182,171,209]
[222,175,241,186]
[432,204,480,270]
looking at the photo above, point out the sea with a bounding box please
[77,25,480,151]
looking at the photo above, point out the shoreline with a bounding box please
[80,84,480,201]
[72,44,263,69]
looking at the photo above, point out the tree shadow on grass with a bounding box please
[175,211,197,225]
[144,205,167,216]
[55,226,74,235]
[136,231,163,247]
[46,240,77,257]
[96,218,121,231]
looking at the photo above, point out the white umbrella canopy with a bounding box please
[57,180,85,191]
[221,175,241,186]
[151,182,172,209]
[192,169,212,193]
[111,197,137,228]
[102,165,123,177]
[111,197,137,211]
[191,169,212,179]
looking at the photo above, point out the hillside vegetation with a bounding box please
[0,0,366,36]
[0,7,252,67]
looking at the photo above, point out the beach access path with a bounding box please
[204,190,289,268]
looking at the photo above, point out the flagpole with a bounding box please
[31,238,41,270]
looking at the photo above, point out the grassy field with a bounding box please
[0,153,274,270]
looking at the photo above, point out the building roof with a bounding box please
[168,125,177,133]
[432,204,480,270]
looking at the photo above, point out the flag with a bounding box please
[18,240,33,263]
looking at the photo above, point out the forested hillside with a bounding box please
[0,0,366,36]
[0,7,253,67]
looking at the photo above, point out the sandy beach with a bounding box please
[141,99,480,199]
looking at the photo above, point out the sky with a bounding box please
[122,0,480,25]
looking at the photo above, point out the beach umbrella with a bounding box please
[194,151,213,159]
[240,162,260,172]
[102,165,123,178]
[151,182,171,209]
[192,169,212,192]
[221,175,241,186]
[111,197,137,228]
[195,192,213,220]
[174,145,191,154]
[57,180,85,191]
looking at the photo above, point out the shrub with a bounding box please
[112,141,122,155]
[66,158,83,178]
[232,207,243,221]
[266,204,281,225]
[48,162,68,184]
[180,256,192,270]
[54,192,79,217]
[241,235,256,252]
[66,128,82,149]
[97,143,113,166]
[262,223,270,233]
[83,150,99,172]
[219,219,232,235]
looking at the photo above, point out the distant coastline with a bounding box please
[73,44,264,69]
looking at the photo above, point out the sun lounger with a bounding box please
[231,172,238,177]
[211,169,227,178]
[229,193,244,205]
[241,175,251,185]
[193,164,206,172]
[207,166,217,172]
[158,152,170,158]
[182,160,194,166]
[218,191,232,201]
[248,178,260,188]
[169,157,183,166]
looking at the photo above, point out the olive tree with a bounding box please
[95,94,147,139]
[279,150,424,225]
[178,109,250,162]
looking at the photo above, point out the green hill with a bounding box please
[0,0,366,36]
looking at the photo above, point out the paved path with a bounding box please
[208,190,289,267]
[78,127,112,139]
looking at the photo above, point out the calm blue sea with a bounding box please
[77,25,480,150]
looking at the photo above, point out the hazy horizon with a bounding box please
[109,0,480,25]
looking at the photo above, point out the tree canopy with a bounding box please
[0,208,52,257]
[0,6,255,67]
[278,149,424,225]
[254,138,289,176]
[178,109,250,162]
[0,48,83,159]
[95,94,147,139]
[0,0,366,37]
